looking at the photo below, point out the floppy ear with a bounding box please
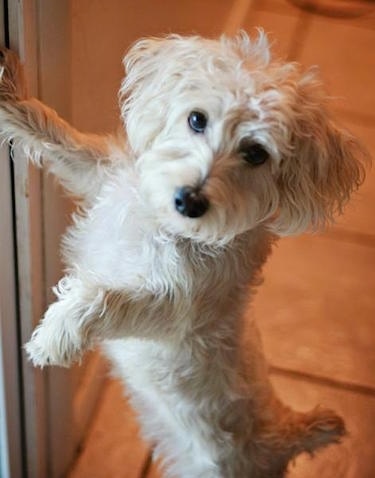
[119,37,167,151]
[120,37,166,101]
[270,71,368,236]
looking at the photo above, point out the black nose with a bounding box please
[174,186,209,218]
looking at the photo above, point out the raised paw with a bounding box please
[0,47,26,100]
[24,319,83,368]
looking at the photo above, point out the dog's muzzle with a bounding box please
[174,186,209,218]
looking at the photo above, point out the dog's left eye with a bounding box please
[238,139,269,167]
[188,111,208,133]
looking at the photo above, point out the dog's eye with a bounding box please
[188,111,208,133]
[238,139,269,166]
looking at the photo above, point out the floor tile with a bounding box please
[261,0,375,31]
[297,16,375,119]
[68,379,149,478]
[244,5,301,58]
[251,234,375,389]
[309,1,375,31]
[255,0,304,17]
[271,373,375,478]
[111,373,375,478]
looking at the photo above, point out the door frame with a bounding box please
[0,0,76,478]
[1,1,48,477]
[1,2,103,477]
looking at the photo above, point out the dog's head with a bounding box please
[120,32,366,245]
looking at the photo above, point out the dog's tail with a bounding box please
[278,405,346,456]
[254,404,346,476]
[0,48,117,203]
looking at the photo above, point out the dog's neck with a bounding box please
[144,225,275,301]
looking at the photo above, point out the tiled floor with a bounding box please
[67,1,375,477]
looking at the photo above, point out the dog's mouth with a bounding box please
[174,186,210,218]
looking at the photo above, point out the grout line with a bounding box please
[285,0,374,21]
[224,0,255,35]
[287,10,312,61]
[269,365,375,397]
[318,228,375,249]
[65,378,112,477]
[335,107,375,128]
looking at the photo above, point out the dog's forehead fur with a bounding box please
[124,35,282,109]
[121,33,304,163]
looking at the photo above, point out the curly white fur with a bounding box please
[0,33,366,477]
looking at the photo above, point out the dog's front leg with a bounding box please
[25,275,108,367]
[25,276,169,367]
[0,48,113,201]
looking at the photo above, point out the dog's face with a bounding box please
[120,33,365,245]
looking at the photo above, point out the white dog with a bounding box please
[0,32,366,477]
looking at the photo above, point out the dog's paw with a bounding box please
[24,322,83,368]
[0,47,26,100]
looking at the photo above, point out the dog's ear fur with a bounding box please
[120,36,175,154]
[270,71,368,236]
[121,37,165,93]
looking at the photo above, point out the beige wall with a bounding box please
[70,0,235,132]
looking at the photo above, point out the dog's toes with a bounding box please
[0,47,19,67]
[0,48,26,100]
[0,49,8,85]
[24,338,54,369]
[24,338,77,368]
[24,334,61,368]
[24,325,81,368]
[0,48,14,73]
[0,48,7,64]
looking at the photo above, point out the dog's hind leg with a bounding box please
[0,48,114,201]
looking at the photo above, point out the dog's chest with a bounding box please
[66,204,248,296]
[105,335,233,402]
[64,167,269,295]
[64,180,188,290]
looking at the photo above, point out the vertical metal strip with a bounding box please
[9,131,29,478]
[0,2,25,474]
[0,151,24,478]
[3,1,29,476]
[6,1,48,477]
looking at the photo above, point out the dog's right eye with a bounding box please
[238,139,269,167]
[188,111,208,133]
